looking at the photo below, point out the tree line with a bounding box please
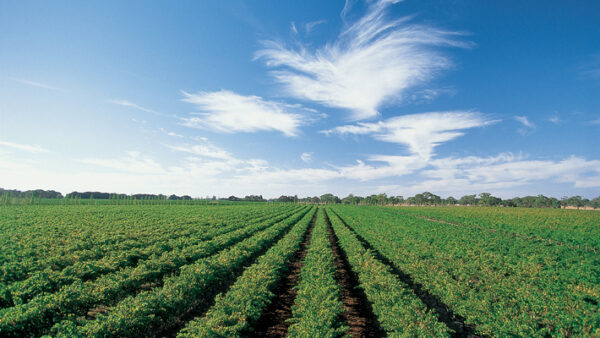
[276,192,600,209]
[1,188,598,209]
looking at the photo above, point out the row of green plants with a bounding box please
[0,204,293,284]
[177,207,317,337]
[0,206,311,336]
[391,205,600,250]
[69,206,315,337]
[331,205,600,336]
[0,206,300,309]
[326,209,451,337]
[287,209,346,337]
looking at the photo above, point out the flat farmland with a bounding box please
[0,204,598,337]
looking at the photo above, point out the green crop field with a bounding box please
[0,204,598,337]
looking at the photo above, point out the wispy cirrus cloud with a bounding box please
[108,99,173,118]
[579,54,600,79]
[0,140,49,153]
[305,19,326,33]
[514,115,536,134]
[548,113,561,125]
[181,90,318,137]
[255,0,470,120]
[411,154,600,193]
[323,111,494,158]
[166,141,233,160]
[79,151,164,175]
[10,78,64,91]
[300,152,313,163]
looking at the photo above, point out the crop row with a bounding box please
[326,209,450,336]
[0,205,295,285]
[0,206,311,336]
[393,205,600,250]
[0,206,300,308]
[287,209,346,337]
[177,207,317,337]
[331,205,600,336]
[70,206,315,337]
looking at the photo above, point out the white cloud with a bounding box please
[515,115,534,128]
[78,151,164,174]
[580,55,600,79]
[514,115,536,135]
[337,154,427,181]
[181,90,316,137]
[305,20,326,33]
[167,142,233,160]
[2,144,599,198]
[323,111,494,158]
[255,0,469,120]
[158,127,184,138]
[108,99,172,118]
[10,78,64,91]
[0,141,49,153]
[290,22,298,34]
[590,118,600,125]
[548,114,561,125]
[300,152,313,163]
[406,154,600,194]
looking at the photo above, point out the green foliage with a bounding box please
[330,205,600,336]
[177,207,317,337]
[0,204,308,336]
[326,209,450,337]
[287,209,346,337]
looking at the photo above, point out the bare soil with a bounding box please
[323,209,385,337]
[250,208,318,337]
[328,209,479,338]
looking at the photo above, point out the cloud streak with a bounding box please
[514,115,536,135]
[181,90,317,136]
[0,141,49,153]
[108,99,173,118]
[323,111,495,158]
[255,0,469,120]
[167,141,233,160]
[300,152,313,163]
[10,78,64,91]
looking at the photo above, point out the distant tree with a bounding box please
[445,196,457,205]
[591,196,600,209]
[479,193,501,206]
[459,194,477,205]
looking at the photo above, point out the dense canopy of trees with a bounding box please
[296,192,600,209]
[1,188,598,209]
[0,188,63,199]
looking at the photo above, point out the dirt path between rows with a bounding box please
[323,209,385,337]
[328,209,479,338]
[251,208,318,337]
[158,209,314,338]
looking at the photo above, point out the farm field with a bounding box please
[0,204,598,337]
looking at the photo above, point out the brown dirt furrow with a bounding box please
[158,210,313,338]
[250,208,318,337]
[323,209,385,337]
[328,209,479,338]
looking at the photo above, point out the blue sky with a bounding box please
[1,0,599,198]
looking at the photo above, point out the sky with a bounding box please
[0,0,599,199]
